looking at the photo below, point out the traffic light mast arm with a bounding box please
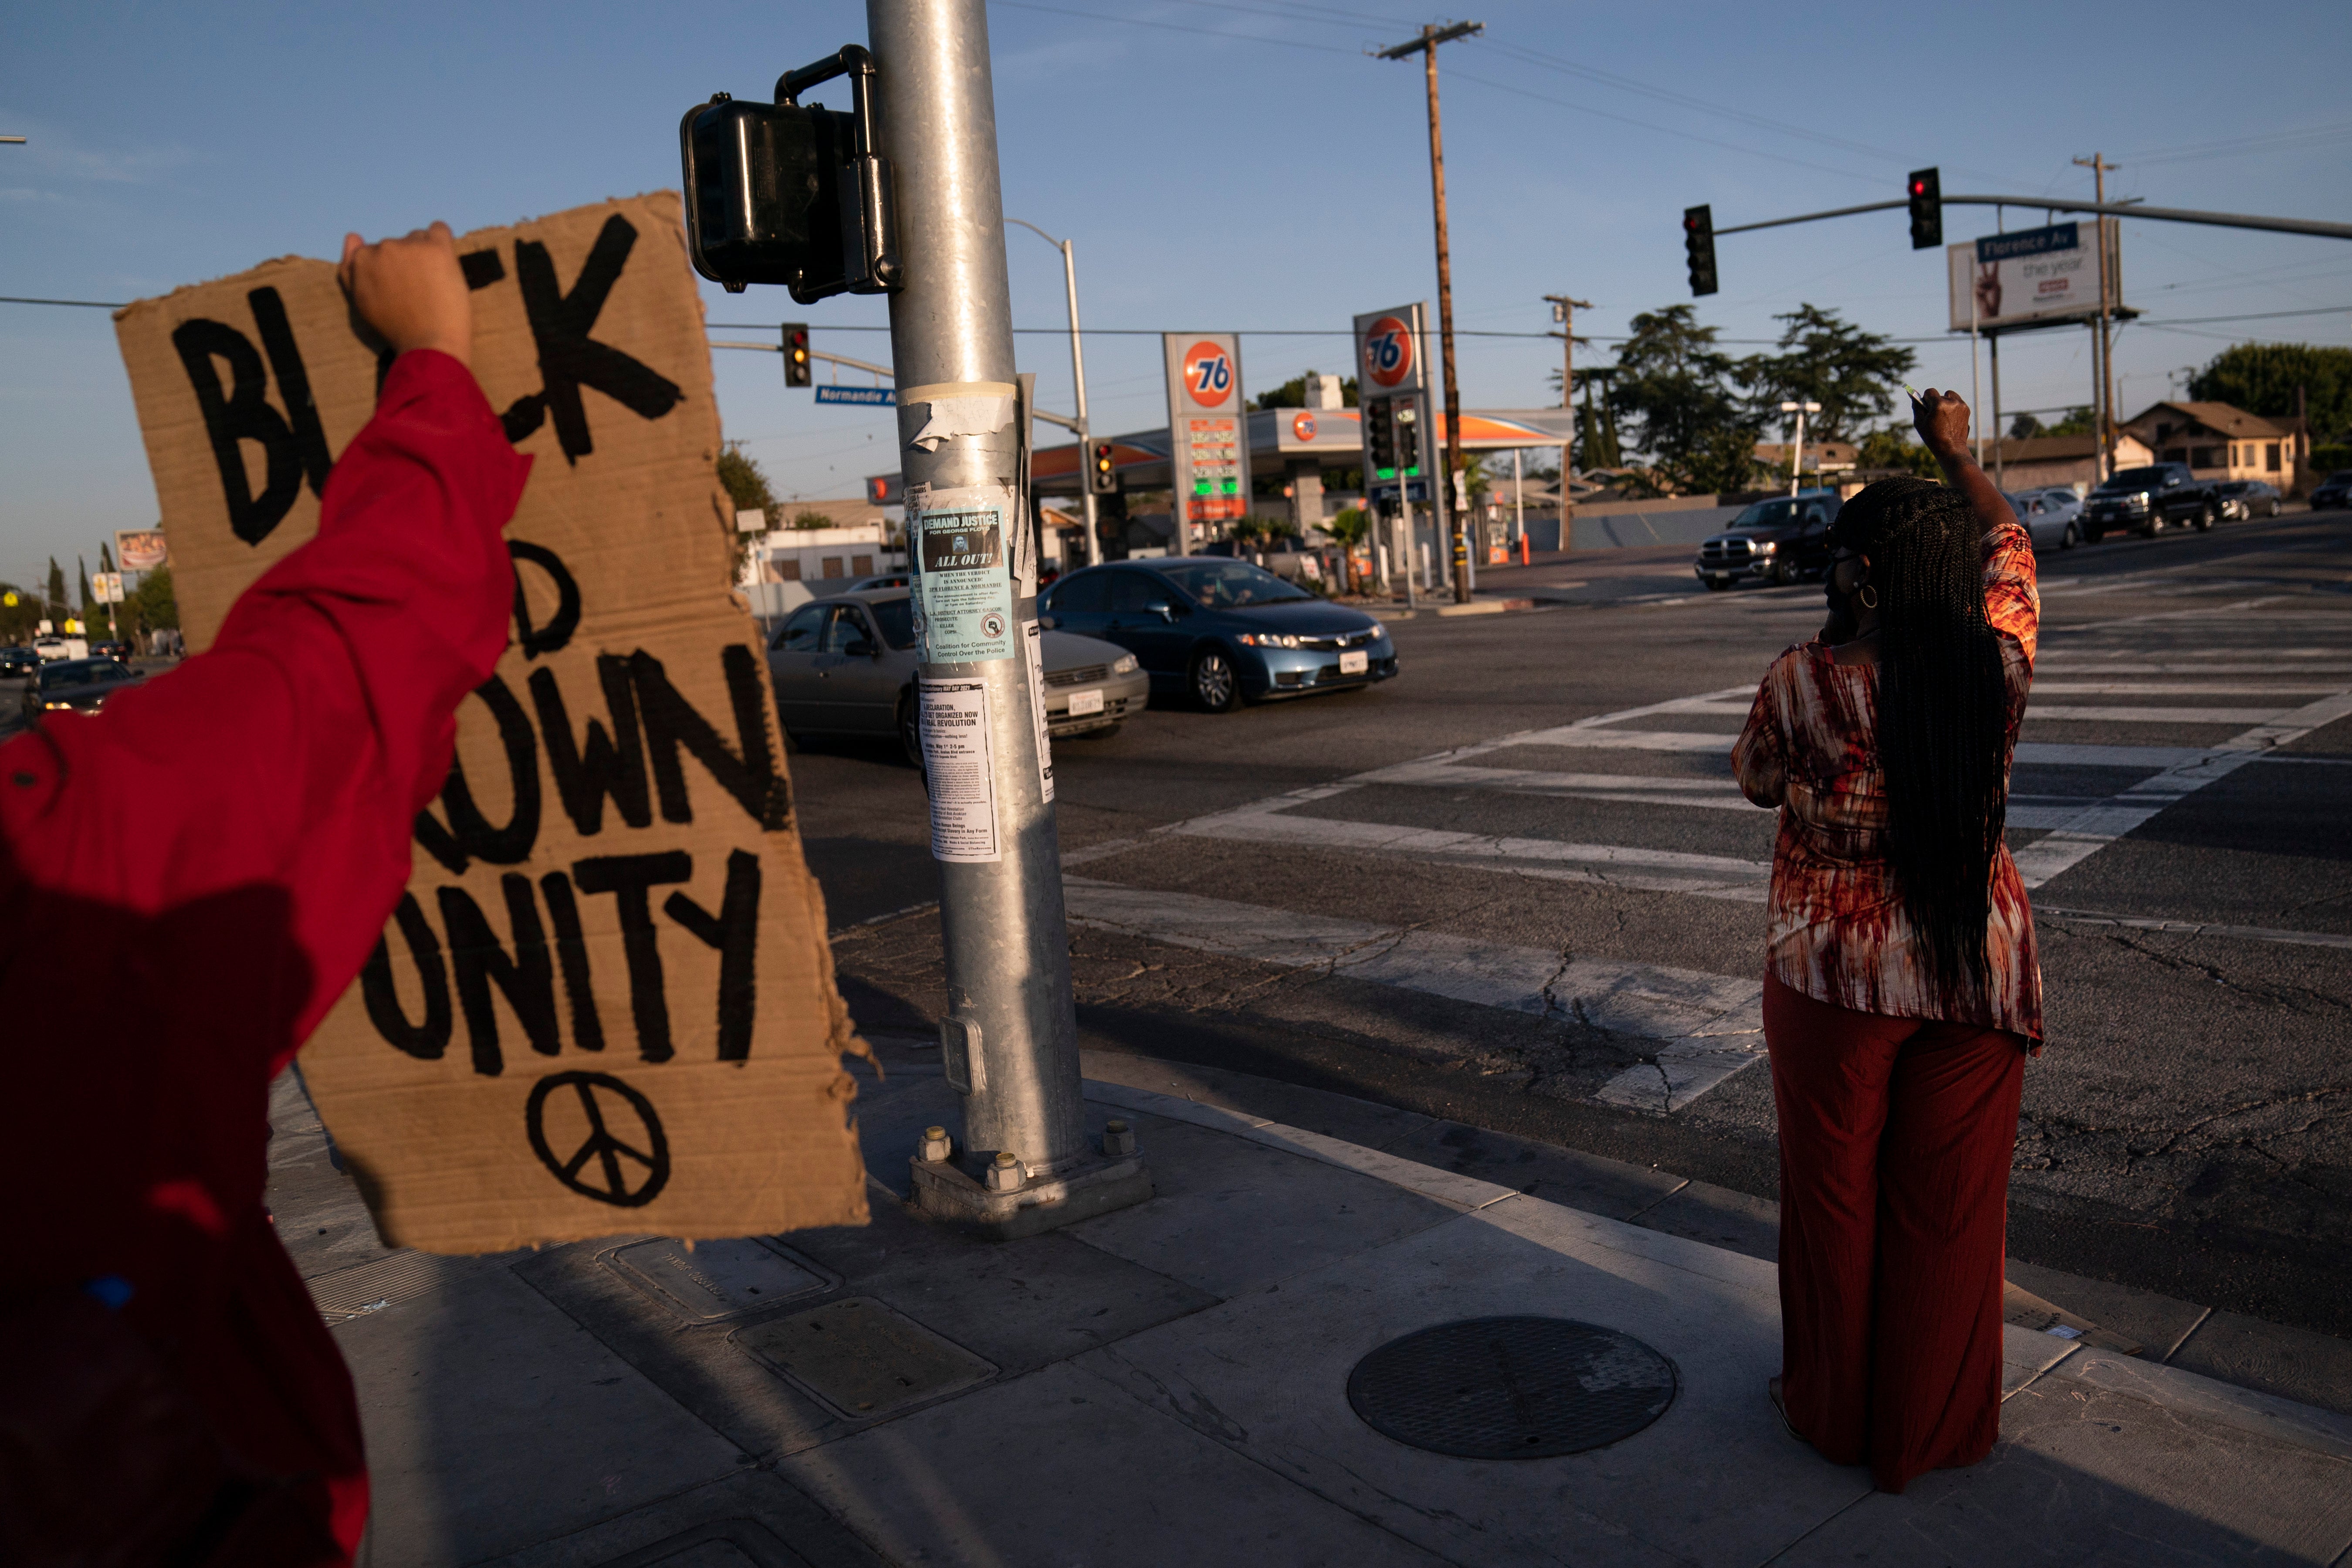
[708,340,896,377]
[1709,194,2352,241]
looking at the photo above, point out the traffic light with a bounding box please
[1364,397,1398,479]
[1089,440,1118,494]
[783,323,812,387]
[1682,205,1718,297]
[1907,167,1942,250]
[1394,401,1421,476]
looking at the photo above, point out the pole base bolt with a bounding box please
[918,1126,952,1163]
[1102,1120,1137,1157]
[985,1151,1025,1192]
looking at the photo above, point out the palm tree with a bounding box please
[1324,507,1371,594]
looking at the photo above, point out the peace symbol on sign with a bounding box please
[525,1072,671,1208]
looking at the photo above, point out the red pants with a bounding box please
[1764,975,2026,1493]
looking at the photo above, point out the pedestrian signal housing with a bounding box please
[1683,205,1718,297]
[1394,401,1421,476]
[1907,168,1942,250]
[1090,440,1118,494]
[679,46,903,301]
[783,324,812,386]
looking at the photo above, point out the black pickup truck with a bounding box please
[1692,491,1841,589]
[2081,462,2221,540]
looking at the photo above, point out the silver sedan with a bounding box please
[766,587,1148,765]
[2011,488,2085,551]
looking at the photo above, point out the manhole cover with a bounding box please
[1346,1317,1677,1459]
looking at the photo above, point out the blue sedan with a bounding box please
[1040,558,1397,712]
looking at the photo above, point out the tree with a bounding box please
[2046,406,2096,437]
[1606,305,1759,495]
[1855,424,1942,480]
[1252,370,1357,410]
[2008,413,2043,440]
[47,558,66,623]
[1323,507,1371,593]
[123,565,177,637]
[791,510,837,530]
[715,444,777,581]
[717,444,777,516]
[1737,304,1916,444]
[77,557,97,630]
[2186,343,2352,437]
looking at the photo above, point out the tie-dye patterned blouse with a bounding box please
[1732,515,2043,1042]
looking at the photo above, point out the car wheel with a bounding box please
[2196,503,2216,532]
[2060,522,2078,551]
[2142,514,2163,538]
[896,689,923,769]
[1771,555,1795,586]
[2268,498,2280,518]
[1190,648,1239,713]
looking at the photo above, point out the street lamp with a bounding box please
[1006,217,1102,568]
[1780,400,1822,497]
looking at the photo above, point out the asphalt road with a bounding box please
[803,505,2352,1345]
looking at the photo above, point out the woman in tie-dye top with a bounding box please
[1732,390,2041,1496]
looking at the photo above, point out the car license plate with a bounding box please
[1067,688,1105,716]
[1339,650,1369,675]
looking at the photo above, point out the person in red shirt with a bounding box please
[1733,389,2040,1495]
[1,224,530,1565]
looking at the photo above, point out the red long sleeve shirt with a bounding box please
[1,350,530,1561]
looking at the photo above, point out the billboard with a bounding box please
[1163,332,1248,543]
[116,528,169,572]
[1948,220,2121,332]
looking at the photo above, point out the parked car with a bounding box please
[2081,463,2219,539]
[2213,479,2281,521]
[1693,491,1841,589]
[767,587,1146,765]
[32,635,88,662]
[0,646,37,678]
[1041,557,1396,711]
[23,656,142,720]
[812,572,910,597]
[2311,470,2352,510]
[87,638,133,660]
[2010,488,2085,551]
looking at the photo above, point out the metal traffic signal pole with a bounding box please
[1544,295,1588,552]
[2074,154,2120,481]
[1008,217,1103,568]
[869,0,1150,1237]
[1379,20,1482,605]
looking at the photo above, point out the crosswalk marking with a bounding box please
[2010,690,2352,887]
[1062,879,1766,1113]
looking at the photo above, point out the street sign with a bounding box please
[1948,220,2121,332]
[92,572,124,604]
[1163,332,1248,547]
[815,384,893,406]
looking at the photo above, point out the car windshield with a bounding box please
[39,661,128,690]
[1151,559,1313,607]
[2101,467,2169,491]
[1728,499,1806,529]
[867,597,919,650]
[2329,471,2352,485]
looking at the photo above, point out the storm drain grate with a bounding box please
[1346,1316,1678,1460]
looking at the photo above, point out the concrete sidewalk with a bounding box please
[268,1058,2352,1568]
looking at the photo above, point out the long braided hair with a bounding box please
[1831,478,2010,996]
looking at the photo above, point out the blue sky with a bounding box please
[5,0,2347,579]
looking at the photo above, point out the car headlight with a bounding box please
[1235,633,1300,649]
[43,701,74,710]
[1751,540,1777,554]
[1110,654,1138,674]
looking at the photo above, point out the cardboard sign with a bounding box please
[112,193,869,1253]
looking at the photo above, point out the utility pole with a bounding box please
[1379,20,1483,604]
[1008,217,1102,567]
[2075,153,2119,481]
[1543,294,1588,552]
[1780,400,1821,497]
[870,0,1150,1237]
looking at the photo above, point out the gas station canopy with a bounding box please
[1032,407,1575,495]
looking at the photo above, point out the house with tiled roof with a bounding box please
[2119,401,2295,485]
